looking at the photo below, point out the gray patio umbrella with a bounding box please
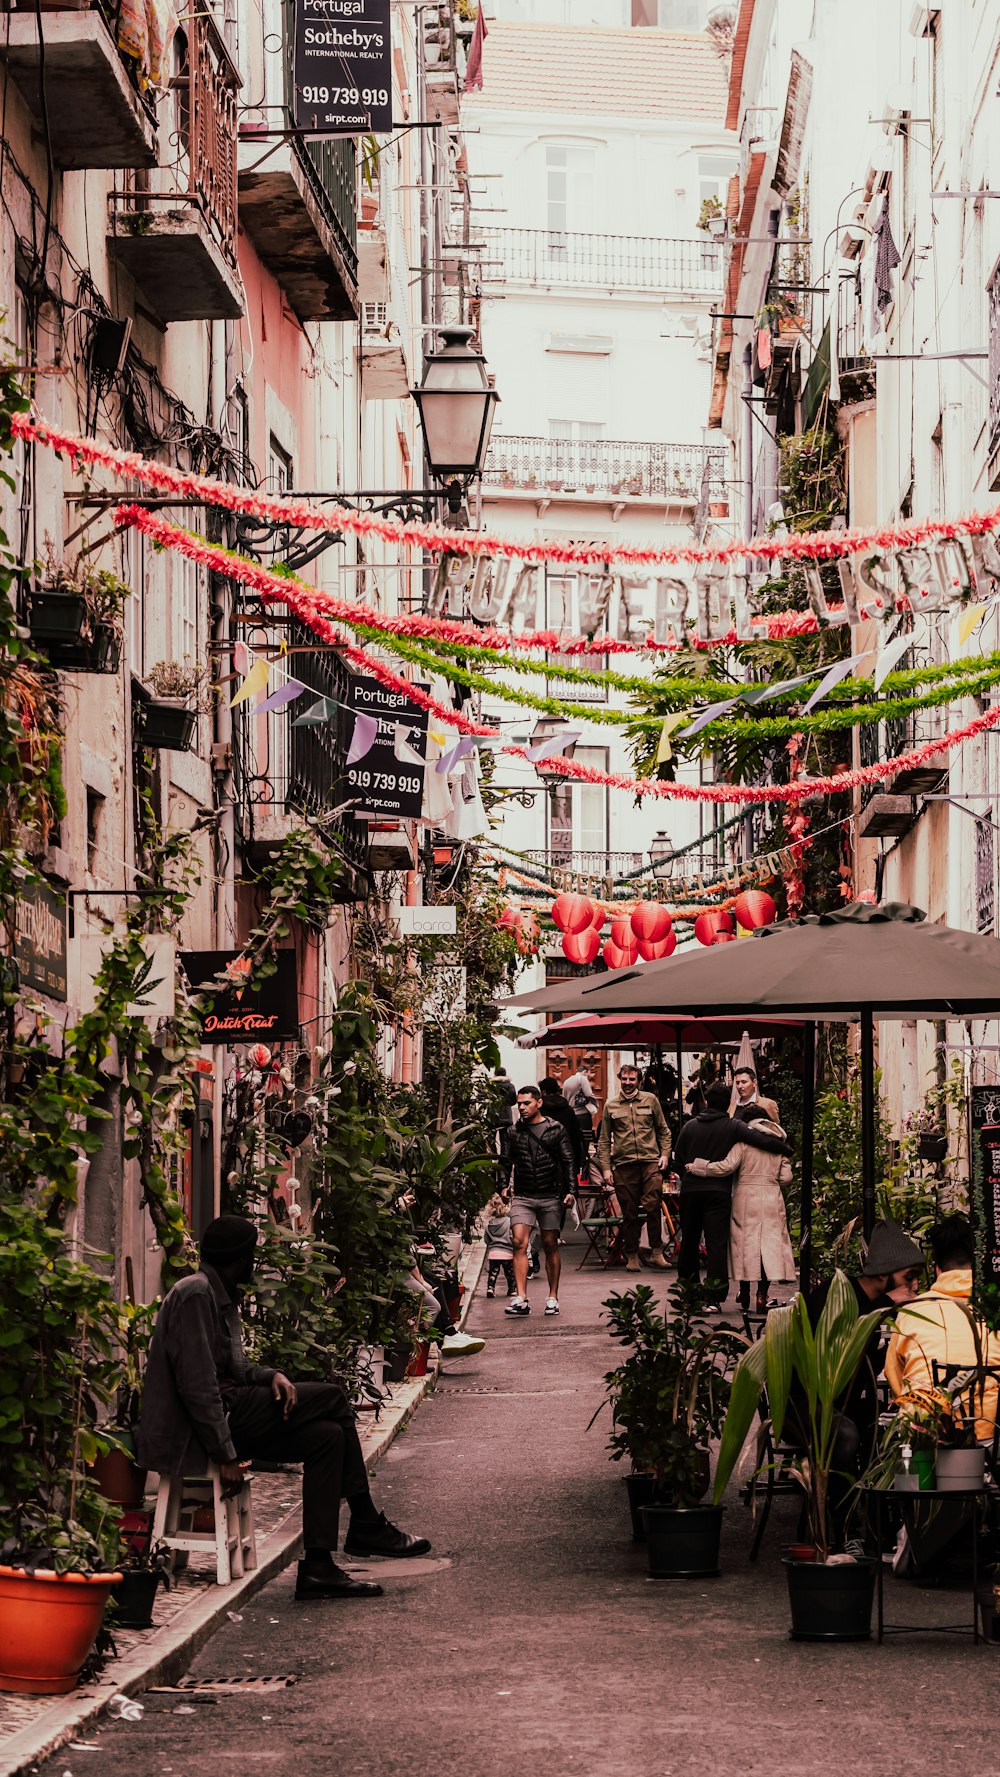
[508,903,1000,1281]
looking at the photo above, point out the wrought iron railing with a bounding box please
[837,272,872,371]
[231,610,368,874]
[484,435,726,504]
[482,228,723,293]
[524,849,644,877]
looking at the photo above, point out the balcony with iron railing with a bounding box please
[108,14,242,321]
[481,228,723,295]
[232,616,368,889]
[1,0,159,169]
[483,436,727,506]
[524,849,644,879]
[236,0,358,322]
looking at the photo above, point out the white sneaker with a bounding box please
[504,1296,531,1316]
[440,1331,486,1357]
[544,1297,560,1315]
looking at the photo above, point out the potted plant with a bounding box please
[0,1198,122,1694]
[109,1539,170,1630]
[29,542,129,673]
[592,1283,737,1575]
[92,1299,156,1509]
[137,659,203,753]
[714,1271,884,1640]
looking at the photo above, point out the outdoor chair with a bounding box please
[152,1462,257,1585]
[577,1190,625,1269]
[742,1382,806,1561]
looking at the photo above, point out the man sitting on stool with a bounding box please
[138,1215,430,1601]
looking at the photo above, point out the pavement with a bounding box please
[24,1246,1000,1777]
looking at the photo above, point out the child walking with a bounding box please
[484,1193,516,1297]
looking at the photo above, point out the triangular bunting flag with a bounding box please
[229,657,271,707]
[655,711,691,764]
[801,653,868,715]
[873,632,915,691]
[293,697,339,727]
[257,677,308,714]
[346,711,379,766]
[393,722,426,767]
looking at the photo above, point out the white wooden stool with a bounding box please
[151,1463,257,1585]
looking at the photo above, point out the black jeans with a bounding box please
[227,1381,368,1552]
[678,1189,731,1297]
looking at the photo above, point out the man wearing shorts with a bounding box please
[505,1084,577,1318]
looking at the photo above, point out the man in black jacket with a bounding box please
[672,1083,791,1303]
[540,1075,584,1176]
[506,1084,577,1319]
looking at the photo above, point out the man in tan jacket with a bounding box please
[731,1066,779,1126]
[597,1063,672,1272]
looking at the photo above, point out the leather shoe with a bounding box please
[294,1561,383,1600]
[343,1512,431,1558]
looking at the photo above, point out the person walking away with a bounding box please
[137,1215,430,1601]
[505,1084,577,1318]
[684,1103,794,1313]
[484,1193,516,1298]
[562,1061,607,1213]
[672,1083,790,1304]
[540,1075,584,1179]
[597,1063,672,1273]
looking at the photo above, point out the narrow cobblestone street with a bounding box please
[37,1257,1000,1777]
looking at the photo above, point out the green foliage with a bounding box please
[595,1284,740,1506]
[0,1198,120,1571]
[713,1271,886,1558]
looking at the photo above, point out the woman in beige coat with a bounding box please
[685,1104,794,1313]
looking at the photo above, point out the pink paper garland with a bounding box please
[114,503,1000,806]
[19,411,1000,573]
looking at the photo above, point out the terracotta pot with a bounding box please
[0,1566,121,1695]
[91,1448,147,1509]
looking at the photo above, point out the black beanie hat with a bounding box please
[201,1214,259,1266]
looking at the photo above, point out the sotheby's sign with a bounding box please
[293,0,392,135]
[180,950,300,1044]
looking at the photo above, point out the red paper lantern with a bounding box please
[551,893,594,934]
[637,930,677,961]
[630,902,674,945]
[734,889,777,932]
[562,926,601,966]
[591,904,607,930]
[602,939,628,969]
[609,917,639,958]
[498,906,520,933]
[693,910,735,947]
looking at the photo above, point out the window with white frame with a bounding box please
[545,143,596,242]
[698,154,734,207]
[632,0,700,23]
[574,746,609,859]
[545,568,608,701]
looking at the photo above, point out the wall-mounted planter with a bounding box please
[139,698,197,752]
[28,590,87,647]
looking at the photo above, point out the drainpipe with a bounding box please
[399,853,419,1085]
[742,343,754,541]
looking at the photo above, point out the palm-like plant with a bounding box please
[713,1270,886,1560]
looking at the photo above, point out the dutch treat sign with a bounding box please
[293,0,392,135]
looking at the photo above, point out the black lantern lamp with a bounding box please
[411,325,499,513]
[649,829,674,875]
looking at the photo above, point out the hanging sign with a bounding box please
[395,905,457,937]
[293,0,393,136]
[15,876,67,1001]
[347,673,428,819]
[970,1085,1000,1303]
[181,950,299,1044]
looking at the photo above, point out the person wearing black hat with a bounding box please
[796,1219,925,1544]
[137,1214,430,1600]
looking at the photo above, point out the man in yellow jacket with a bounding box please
[885,1213,1000,1439]
[597,1063,672,1272]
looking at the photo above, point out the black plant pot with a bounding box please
[917,1132,948,1162]
[140,699,197,752]
[110,1568,161,1629]
[639,1503,723,1578]
[90,624,123,673]
[28,589,88,646]
[626,1456,710,1541]
[784,1557,876,1642]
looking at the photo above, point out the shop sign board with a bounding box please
[970,1084,1000,1298]
[395,906,457,938]
[293,0,392,135]
[181,949,300,1044]
[347,673,428,820]
[15,876,67,1001]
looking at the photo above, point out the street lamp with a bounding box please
[649,830,674,875]
[411,325,499,513]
